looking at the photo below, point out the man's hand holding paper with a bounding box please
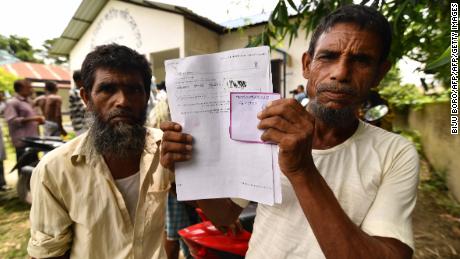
[230,92,280,143]
[160,122,193,170]
[257,98,316,180]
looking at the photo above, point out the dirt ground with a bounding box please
[0,157,459,258]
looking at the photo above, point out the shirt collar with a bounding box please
[15,94,28,101]
[144,127,163,154]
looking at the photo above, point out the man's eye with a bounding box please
[98,85,115,93]
[352,56,371,64]
[317,55,334,61]
[131,86,143,94]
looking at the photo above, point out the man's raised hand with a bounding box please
[257,98,315,179]
[160,121,193,170]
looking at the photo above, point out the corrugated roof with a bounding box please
[0,62,71,85]
[51,0,226,56]
[220,13,271,29]
[0,50,20,65]
[51,0,108,56]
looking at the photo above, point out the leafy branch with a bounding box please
[248,0,451,85]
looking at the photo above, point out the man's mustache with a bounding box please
[316,83,357,96]
[106,108,137,120]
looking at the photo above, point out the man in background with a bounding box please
[42,81,66,136]
[33,92,46,115]
[294,84,307,102]
[69,70,88,135]
[4,79,44,161]
[0,92,7,191]
[148,87,197,259]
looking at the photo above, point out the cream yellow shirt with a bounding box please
[28,128,171,259]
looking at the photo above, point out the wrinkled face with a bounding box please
[81,67,149,157]
[82,68,148,125]
[303,23,390,116]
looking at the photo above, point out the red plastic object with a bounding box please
[179,210,251,259]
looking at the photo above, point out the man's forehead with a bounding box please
[94,67,143,84]
[314,23,381,55]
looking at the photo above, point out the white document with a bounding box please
[165,46,281,205]
[230,92,280,143]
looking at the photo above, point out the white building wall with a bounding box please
[67,1,311,96]
[69,0,185,73]
[184,19,219,56]
[219,25,311,96]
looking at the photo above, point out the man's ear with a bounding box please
[80,87,90,106]
[373,60,392,87]
[302,52,312,80]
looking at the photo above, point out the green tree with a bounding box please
[41,38,68,65]
[0,34,43,63]
[0,67,18,93]
[377,66,450,111]
[249,0,451,85]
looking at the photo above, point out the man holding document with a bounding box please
[161,4,418,259]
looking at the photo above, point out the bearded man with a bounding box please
[161,5,419,259]
[28,44,171,259]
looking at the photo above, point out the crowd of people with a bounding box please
[1,4,420,259]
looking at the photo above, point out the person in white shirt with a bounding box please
[160,4,419,259]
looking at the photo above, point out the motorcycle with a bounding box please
[10,136,65,203]
[179,203,257,259]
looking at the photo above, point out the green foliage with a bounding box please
[420,168,460,217]
[0,34,68,65]
[41,38,68,65]
[377,81,450,112]
[378,83,425,111]
[0,67,18,93]
[422,170,449,193]
[380,66,402,89]
[425,45,450,72]
[0,34,43,63]
[378,66,450,111]
[0,189,30,259]
[250,0,451,85]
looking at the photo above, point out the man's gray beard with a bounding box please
[309,99,356,127]
[86,110,147,158]
[308,82,359,127]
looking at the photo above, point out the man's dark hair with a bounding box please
[81,44,152,94]
[45,81,58,93]
[307,4,392,62]
[13,79,29,93]
[72,70,82,83]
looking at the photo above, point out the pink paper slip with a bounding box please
[230,92,281,143]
